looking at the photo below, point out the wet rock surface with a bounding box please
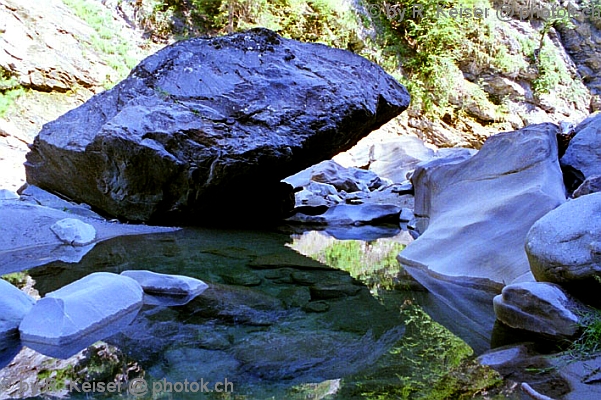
[25,28,409,225]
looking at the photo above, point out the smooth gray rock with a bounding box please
[0,189,18,201]
[50,218,96,246]
[493,282,581,338]
[526,192,601,285]
[25,28,409,225]
[397,124,566,352]
[561,113,601,179]
[19,272,143,346]
[121,270,208,305]
[399,123,566,286]
[0,279,35,339]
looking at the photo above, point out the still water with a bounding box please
[0,227,500,399]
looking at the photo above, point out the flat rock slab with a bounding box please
[0,201,177,275]
[19,272,143,348]
[25,28,410,225]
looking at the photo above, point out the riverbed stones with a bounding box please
[50,218,96,246]
[25,28,409,225]
[0,280,35,339]
[19,272,143,346]
[526,192,601,291]
[493,282,582,338]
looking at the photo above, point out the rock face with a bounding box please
[334,135,437,183]
[526,192,601,300]
[0,280,35,339]
[493,282,582,338]
[0,197,176,275]
[400,123,566,285]
[25,28,410,225]
[397,124,566,352]
[19,272,143,347]
[560,113,601,188]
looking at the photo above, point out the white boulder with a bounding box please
[50,218,96,246]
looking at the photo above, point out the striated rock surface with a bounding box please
[25,28,409,225]
[400,123,566,285]
[397,124,566,352]
[526,192,601,302]
[493,282,582,338]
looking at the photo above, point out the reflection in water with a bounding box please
[0,227,498,399]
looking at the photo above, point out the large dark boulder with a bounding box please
[25,28,409,225]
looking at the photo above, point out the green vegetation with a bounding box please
[338,301,502,399]
[1,271,29,288]
[565,307,601,360]
[0,68,25,118]
[310,239,407,295]
[61,0,139,85]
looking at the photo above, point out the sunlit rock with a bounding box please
[19,272,143,349]
[25,29,409,225]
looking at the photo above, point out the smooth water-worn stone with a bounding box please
[399,123,566,286]
[120,270,208,297]
[493,282,581,338]
[526,192,601,288]
[0,280,35,339]
[50,218,96,246]
[0,189,18,201]
[25,28,409,225]
[561,113,601,180]
[19,272,143,346]
[397,124,566,353]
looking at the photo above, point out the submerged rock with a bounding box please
[493,282,582,338]
[25,28,409,225]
